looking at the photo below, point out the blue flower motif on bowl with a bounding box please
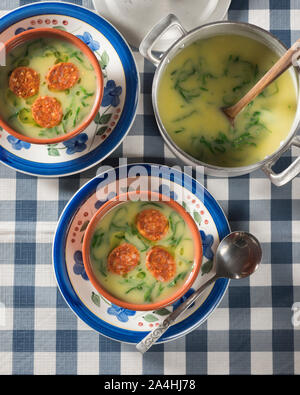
[172,288,196,311]
[94,191,117,209]
[101,80,122,107]
[107,304,136,323]
[156,184,178,201]
[76,32,100,52]
[200,230,214,260]
[7,135,31,151]
[15,27,34,35]
[73,250,89,280]
[63,133,88,155]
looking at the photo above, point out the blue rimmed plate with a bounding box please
[0,2,139,177]
[52,163,230,343]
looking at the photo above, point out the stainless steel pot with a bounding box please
[139,14,300,186]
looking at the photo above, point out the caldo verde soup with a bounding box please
[90,201,195,305]
[157,34,297,167]
[0,38,96,139]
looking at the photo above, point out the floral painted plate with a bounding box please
[53,164,230,344]
[0,2,139,177]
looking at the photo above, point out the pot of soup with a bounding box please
[139,15,300,186]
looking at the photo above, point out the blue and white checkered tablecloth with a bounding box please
[0,0,300,375]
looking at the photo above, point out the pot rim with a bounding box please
[151,20,300,174]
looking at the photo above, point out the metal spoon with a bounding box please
[222,38,300,126]
[136,231,262,353]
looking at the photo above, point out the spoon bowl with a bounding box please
[215,231,262,279]
[136,231,262,353]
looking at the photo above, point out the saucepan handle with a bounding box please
[262,135,300,186]
[139,14,187,67]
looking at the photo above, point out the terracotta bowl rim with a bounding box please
[82,190,203,311]
[0,27,103,145]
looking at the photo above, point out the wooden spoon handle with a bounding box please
[224,38,300,120]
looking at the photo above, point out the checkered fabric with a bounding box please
[0,0,300,375]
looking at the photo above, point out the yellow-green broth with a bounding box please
[90,201,195,305]
[157,34,297,167]
[0,38,97,139]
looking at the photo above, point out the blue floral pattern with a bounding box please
[7,136,31,151]
[200,230,214,260]
[172,288,196,310]
[107,304,136,323]
[63,133,88,155]
[157,184,178,201]
[101,80,122,107]
[76,32,100,51]
[95,191,117,209]
[73,250,88,280]
[15,27,34,35]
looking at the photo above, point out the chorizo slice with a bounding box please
[47,62,80,91]
[9,66,40,98]
[136,209,169,241]
[146,246,176,282]
[108,243,140,276]
[31,96,63,128]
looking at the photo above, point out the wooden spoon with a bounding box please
[222,38,300,126]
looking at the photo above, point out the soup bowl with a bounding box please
[140,15,300,186]
[82,190,203,311]
[0,28,103,145]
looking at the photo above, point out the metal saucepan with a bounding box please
[139,14,300,186]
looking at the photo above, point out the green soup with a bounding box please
[0,38,97,139]
[90,201,195,305]
[157,34,297,167]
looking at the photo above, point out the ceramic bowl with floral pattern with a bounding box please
[0,28,103,145]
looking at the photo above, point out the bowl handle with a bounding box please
[139,14,187,67]
[262,135,300,186]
